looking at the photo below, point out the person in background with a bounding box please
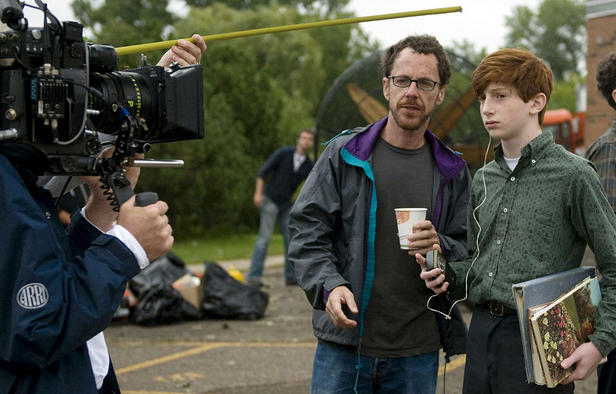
[585,51,616,394]
[247,129,315,288]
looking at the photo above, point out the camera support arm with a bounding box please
[97,108,153,209]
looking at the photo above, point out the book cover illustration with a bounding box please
[512,266,595,383]
[529,276,601,388]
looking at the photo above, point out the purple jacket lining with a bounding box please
[343,117,467,228]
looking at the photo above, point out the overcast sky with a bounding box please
[22,0,540,52]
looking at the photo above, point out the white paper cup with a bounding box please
[394,208,427,250]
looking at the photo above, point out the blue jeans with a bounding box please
[311,342,438,394]
[248,196,293,282]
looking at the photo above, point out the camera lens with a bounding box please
[88,68,161,139]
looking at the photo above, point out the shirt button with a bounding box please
[510,176,516,181]
[496,239,502,245]
[488,272,494,277]
[531,159,537,165]
[45,211,51,219]
[503,208,508,213]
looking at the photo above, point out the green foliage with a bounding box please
[184,0,349,12]
[172,234,284,264]
[71,0,175,67]
[504,0,586,81]
[70,1,372,237]
[548,73,584,113]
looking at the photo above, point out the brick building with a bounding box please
[586,0,616,146]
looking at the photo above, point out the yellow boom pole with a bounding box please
[115,6,462,56]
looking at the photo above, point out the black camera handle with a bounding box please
[99,106,158,209]
[106,170,158,207]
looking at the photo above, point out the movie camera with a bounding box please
[0,0,204,207]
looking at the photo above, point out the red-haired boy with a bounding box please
[418,48,616,393]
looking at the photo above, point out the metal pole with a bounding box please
[115,6,462,56]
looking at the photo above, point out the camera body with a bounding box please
[0,1,204,206]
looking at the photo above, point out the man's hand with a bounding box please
[326,286,358,328]
[117,196,174,261]
[157,34,207,68]
[253,192,263,208]
[81,151,143,232]
[408,220,440,255]
[415,244,449,295]
[560,342,604,384]
[253,178,265,207]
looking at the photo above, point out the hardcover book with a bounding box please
[512,266,596,383]
[529,276,601,388]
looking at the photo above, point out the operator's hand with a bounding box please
[157,34,207,68]
[560,342,604,384]
[407,220,440,255]
[253,192,263,208]
[416,244,449,295]
[117,196,174,261]
[81,151,143,232]
[326,286,358,328]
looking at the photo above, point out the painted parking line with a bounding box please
[115,341,316,375]
[117,340,465,377]
[438,354,466,375]
[119,349,465,394]
[124,391,184,394]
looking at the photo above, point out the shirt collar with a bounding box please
[494,131,555,172]
[609,117,616,134]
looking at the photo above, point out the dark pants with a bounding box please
[463,309,574,394]
[98,361,121,394]
[597,349,616,394]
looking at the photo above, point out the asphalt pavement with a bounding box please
[105,254,600,393]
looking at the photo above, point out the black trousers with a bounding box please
[598,349,616,394]
[462,309,574,394]
[98,361,121,394]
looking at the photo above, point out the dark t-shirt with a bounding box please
[361,137,441,357]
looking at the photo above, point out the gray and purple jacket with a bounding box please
[288,117,471,350]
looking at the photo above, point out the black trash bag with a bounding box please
[129,251,188,298]
[131,283,202,326]
[201,262,269,320]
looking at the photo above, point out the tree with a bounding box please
[72,0,176,67]
[184,0,349,13]
[69,0,374,237]
[504,0,585,80]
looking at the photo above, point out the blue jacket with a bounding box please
[0,154,140,393]
[289,117,471,356]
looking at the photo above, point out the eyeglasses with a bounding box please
[388,76,440,91]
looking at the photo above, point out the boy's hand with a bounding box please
[416,244,449,294]
[560,342,603,384]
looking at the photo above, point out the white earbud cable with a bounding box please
[426,135,492,319]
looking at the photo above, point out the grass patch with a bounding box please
[171,233,285,265]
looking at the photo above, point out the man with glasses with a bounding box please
[288,35,471,393]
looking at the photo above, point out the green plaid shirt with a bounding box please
[449,131,616,356]
[587,118,616,213]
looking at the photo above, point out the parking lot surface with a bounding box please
[106,256,599,393]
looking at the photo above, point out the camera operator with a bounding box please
[0,35,206,394]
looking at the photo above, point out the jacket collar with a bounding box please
[344,116,467,181]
